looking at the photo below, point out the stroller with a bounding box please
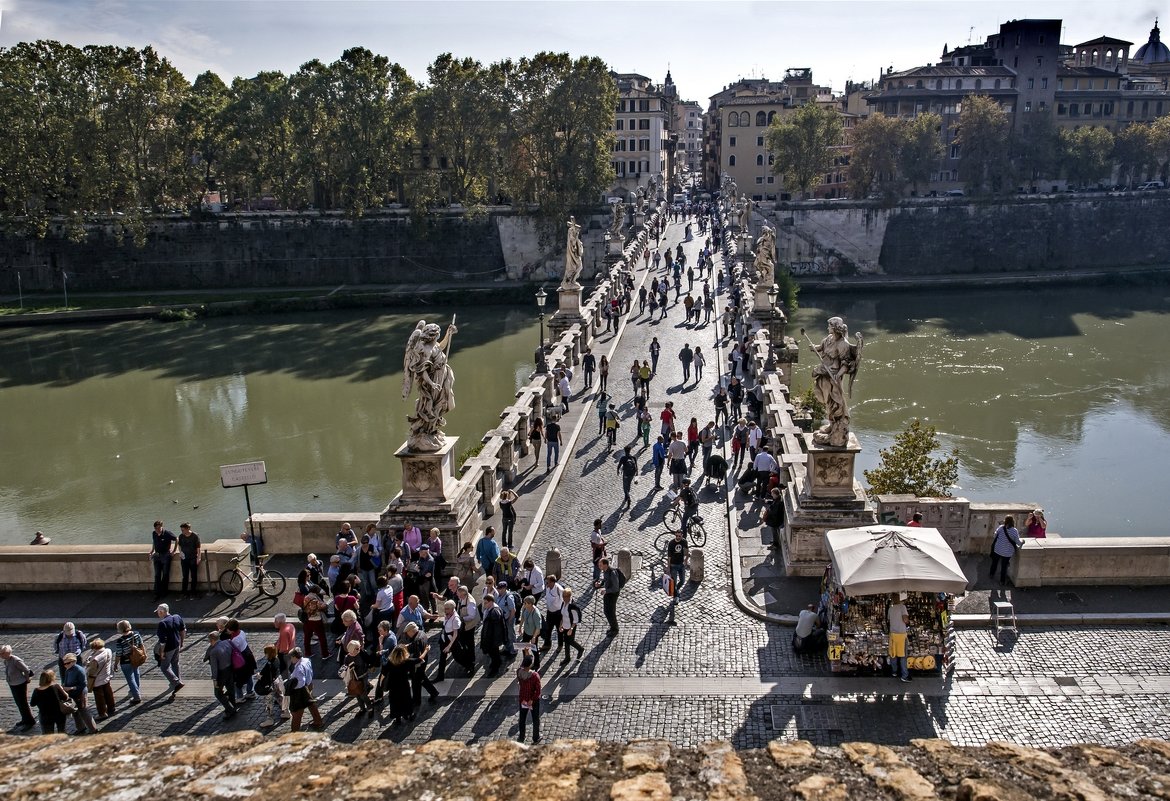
[702,452,729,498]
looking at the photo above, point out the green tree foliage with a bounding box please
[1011,113,1061,187]
[863,419,959,498]
[766,102,843,196]
[1113,123,1156,187]
[956,95,1012,194]
[901,113,943,193]
[847,112,941,198]
[1060,126,1114,187]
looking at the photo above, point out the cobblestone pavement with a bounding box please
[5,216,1170,749]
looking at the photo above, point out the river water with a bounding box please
[0,307,540,546]
[793,285,1170,537]
[2,286,1168,545]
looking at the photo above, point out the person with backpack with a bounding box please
[53,622,87,679]
[596,557,624,637]
[604,404,621,449]
[617,446,638,509]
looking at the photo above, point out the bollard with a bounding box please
[689,547,705,583]
[616,547,633,579]
[546,548,562,582]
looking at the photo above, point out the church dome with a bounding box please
[1135,19,1170,64]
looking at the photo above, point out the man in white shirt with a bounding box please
[752,448,778,498]
[792,604,826,654]
[540,574,565,653]
[558,371,571,413]
[521,559,544,600]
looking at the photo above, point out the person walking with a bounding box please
[340,640,372,715]
[176,522,201,599]
[83,638,116,720]
[29,670,70,734]
[649,337,661,373]
[0,644,36,730]
[257,645,288,726]
[382,645,416,725]
[713,385,730,429]
[515,656,542,743]
[664,530,688,606]
[53,623,86,683]
[731,418,750,472]
[540,575,564,653]
[286,648,323,731]
[545,415,563,470]
[149,520,177,600]
[476,526,501,579]
[617,447,638,509]
[582,348,596,389]
[403,622,440,706]
[155,603,186,700]
[479,594,506,678]
[596,557,621,637]
[652,435,667,489]
[667,432,689,489]
[990,515,1022,585]
[660,401,677,439]
[728,377,744,421]
[60,653,98,734]
[437,601,468,681]
[678,343,694,383]
[497,581,519,658]
[638,404,652,447]
[519,596,543,669]
[499,488,518,549]
[589,518,608,583]
[206,631,239,720]
[693,347,706,382]
[556,588,584,665]
[686,418,700,471]
[888,593,911,683]
[598,355,609,393]
[699,421,717,473]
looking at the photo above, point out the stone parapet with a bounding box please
[0,732,1167,799]
[0,538,249,592]
[1011,533,1170,587]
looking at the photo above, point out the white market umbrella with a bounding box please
[825,525,969,596]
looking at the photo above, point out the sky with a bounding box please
[0,0,1164,103]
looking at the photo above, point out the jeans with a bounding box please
[180,558,198,595]
[584,369,593,388]
[359,568,378,602]
[160,647,182,688]
[501,515,516,549]
[990,553,1012,583]
[214,674,238,713]
[235,670,255,699]
[546,440,560,469]
[603,592,619,633]
[519,699,541,742]
[681,362,691,381]
[121,664,141,701]
[622,475,634,504]
[654,462,664,487]
[152,556,172,597]
[599,373,607,392]
[890,655,909,680]
[669,563,686,598]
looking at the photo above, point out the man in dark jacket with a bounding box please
[206,631,238,719]
[596,557,621,637]
[480,594,507,678]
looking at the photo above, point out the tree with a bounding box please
[1011,112,1060,187]
[1060,125,1114,187]
[847,113,902,198]
[956,95,1012,194]
[900,112,942,194]
[863,419,959,497]
[1113,122,1155,188]
[176,71,230,205]
[766,102,842,196]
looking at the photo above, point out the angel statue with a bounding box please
[754,224,777,285]
[562,216,584,287]
[401,318,459,452]
[805,316,864,448]
[609,200,626,237]
[738,193,753,232]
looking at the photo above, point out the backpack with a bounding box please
[620,455,637,478]
[615,568,628,590]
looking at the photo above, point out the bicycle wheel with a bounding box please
[690,521,708,548]
[654,529,671,553]
[258,569,286,598]
[219,569,244,597]
[660,506,682,532]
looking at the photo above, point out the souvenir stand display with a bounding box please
[820,526,968,676]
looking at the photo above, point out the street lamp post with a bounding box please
[764,283,780,372]
[535,286,548,374]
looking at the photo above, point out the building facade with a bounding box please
[675,100,703,179]
[609,71,678,196]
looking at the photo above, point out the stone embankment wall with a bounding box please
[764,195,1170,278]
[0,209,618,294]
[0,731,1167,799]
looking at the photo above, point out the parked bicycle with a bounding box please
[219,553,286,598]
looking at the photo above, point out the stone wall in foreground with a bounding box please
[0,732,1167,799]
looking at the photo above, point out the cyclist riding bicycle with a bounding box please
[673,478,699,536]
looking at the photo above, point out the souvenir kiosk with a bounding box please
[822,526,968,675]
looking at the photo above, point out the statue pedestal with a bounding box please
[753,282,773,313]
[550,284,586,352]
[556,284,583,316]
[605,234,623,259]
[380,436,482,563]
[778,432,877,575]
[634,211,646,228]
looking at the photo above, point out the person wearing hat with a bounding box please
[29,531,50,546]
[53,622,86,676]
[416,545,436,612]
[155,603,186,700]
[60,652,98,734]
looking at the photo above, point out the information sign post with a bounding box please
[219,461,268,562]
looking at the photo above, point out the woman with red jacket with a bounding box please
[516,657,542,744]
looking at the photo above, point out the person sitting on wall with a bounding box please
[791,604,827,654]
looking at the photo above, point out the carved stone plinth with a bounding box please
[381,436,482,564]
[556,284,583,316]
[605,234,623,260]
[804,432,861,498]
[753,283,773,313]
[634,211,646,228]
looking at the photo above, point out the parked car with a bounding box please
[1138,181,1165,191]
[944,189,965,197]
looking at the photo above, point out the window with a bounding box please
[768,154,774,165]
[755,111,767,126]
[1143,101,1150,117]
[639,99,649,112]
[728,113,739,127]
[729,136,736,146]
[1127,101,1135,117]
[639,118,650,130]
[1039,34,1045,45]
[756,176,764,184]
[767,176,775,183]
[628,160,636,173]
[1024,101,1032,112]
[1013,56,1019,68]
[740,111,750,126]
[1041,77,1048,89]
[757,136,764,146]
[1038,101,1047,112]
[1036,56,1043,67]
[950,143,960,159]
[916,80,924,89]
[994,79,1001,89]
[936,79,943,89]
[955,79,963,90]
[616,119,624,131]
[1028,78,1034,89]
[975,79,982,90]
[1057,103,1067,115]
[1160,102,1165,116]
[1102,102,1111,116]
[768,111,776,123]
[756,155,764,166]
[1070,103,1079,117]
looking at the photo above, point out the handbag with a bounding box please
[128,635,147,668]
[57,688,77,716]
[230,646,246,670]
[293,591,305,608]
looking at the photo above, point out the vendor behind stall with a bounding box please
[792,604,826,654]
[888,593,911,683]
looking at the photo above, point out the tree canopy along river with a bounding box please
[0,307,540,546]
[793,285,1170,537]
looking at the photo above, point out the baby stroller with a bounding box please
[702,452,729,499]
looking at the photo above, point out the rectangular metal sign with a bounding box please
[219,460,267,488]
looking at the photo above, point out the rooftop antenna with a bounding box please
[968,26,974,44]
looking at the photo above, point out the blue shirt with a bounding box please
[399,605,424,632]
[476,537,500,566]
[653,442,668,467]
[289,657,314,689]
[156,614,185,650]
